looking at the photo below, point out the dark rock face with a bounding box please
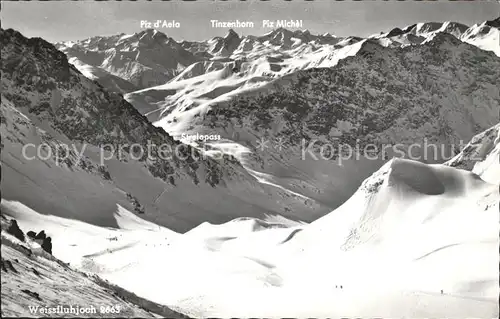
[1,259,18,273]
[26,231,37,239]
[6,220,25,242]
[402,23,417,33]
[41,237,52,255]
[35,230,47,240]
[386,27,406,38]
[126,193,145,215]
[25,229,53,254]
[485,17,500,28]
[21,289,42,301]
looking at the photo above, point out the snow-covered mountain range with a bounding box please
[1,28,326,235]
[1,16,499,318]
[55,19,500,213]
[56,30,201,93]
[57,18,500,95]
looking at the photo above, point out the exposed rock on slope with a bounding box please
[6,220,25,242]
[209,29,242,57]
[486,17,500,28]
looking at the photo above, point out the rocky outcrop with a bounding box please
[34,230,46,240]
[486,17,500,29]
[6,220,25,242]
[41,237,52,255]
[1,258,18,273]
[126,193,145,215]
[26,231,36,239]
[445,123,500,184]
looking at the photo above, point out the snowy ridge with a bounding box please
[462,18,500,57]
[57,18,500,102]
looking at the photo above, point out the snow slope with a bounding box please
[0,213,187,318]
[3,154,498,318]
[66,57,139,94]
[462,18,500,57]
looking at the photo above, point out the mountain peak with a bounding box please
[265,27,291,36]
[138,28,156,35]
[402,23,417,33]
[425,31,464,47]
[386,27,406,38]
[1,28,71,78]
[225,28,240,39]
[274,27,290,33]
[132,28,174,48]
[137,28,167,39]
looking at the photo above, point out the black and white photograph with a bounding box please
[1,0,499,317]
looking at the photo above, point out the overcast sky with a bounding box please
[2,0,499,43]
